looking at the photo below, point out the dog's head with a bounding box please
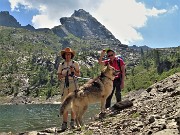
[102,64,120,80]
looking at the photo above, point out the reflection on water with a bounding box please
[0,103,100,133]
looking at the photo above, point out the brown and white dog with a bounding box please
[60,64,120,128]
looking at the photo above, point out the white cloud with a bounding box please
[32,15,59,29]
[9,0,33,11]
[8,0,101,28]
[146,7,167,17]
[168,5,179,13]
[91,0,167,44]
[8,0,168,44]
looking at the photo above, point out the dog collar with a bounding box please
[104,76,113,81]
[100,73,113,81]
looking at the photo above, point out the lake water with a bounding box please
[0,104,100,133]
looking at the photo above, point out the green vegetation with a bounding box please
[0,26,102,99]
[131,112,140,118]
[123,47,180,94]
[0,26,179,100]
[0,26,62,97]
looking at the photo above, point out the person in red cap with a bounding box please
[57,47,80,131]
[98,49,125,108]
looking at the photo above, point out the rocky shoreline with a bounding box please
[1,72,180,135]
[0,94,61,105]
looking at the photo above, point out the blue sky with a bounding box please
[0,0,179,48]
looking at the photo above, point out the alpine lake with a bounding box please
[0,103,100,133]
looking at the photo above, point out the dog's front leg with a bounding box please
[99,96,107,119]
[100,96,106,113]
[75,118,81,128]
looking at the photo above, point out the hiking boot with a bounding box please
[61,122,67,131]
[70,120,75,129]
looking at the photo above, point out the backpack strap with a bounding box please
[61,60,75,71]
[118,57,127,79]
[107,58,122,73]
[61,61,65,71]
[62,60,74,65]
[117,58,122,73]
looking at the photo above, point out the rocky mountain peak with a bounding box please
[54,9,121,44]
[0,11,21,28]
[0,10,122,46]
[22,24,35,31]
[0,11,35,31]
[71,9,92,19]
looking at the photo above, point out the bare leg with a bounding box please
[71,110,76,120]
[101,96,106,113]
[61,111,68,131]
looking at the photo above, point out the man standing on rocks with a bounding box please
[98,49,126,108]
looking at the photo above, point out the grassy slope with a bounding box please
[0,26,179,100]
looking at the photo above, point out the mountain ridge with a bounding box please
[56,9,119,41]
[0,9,122,47]
[0,11,36,31]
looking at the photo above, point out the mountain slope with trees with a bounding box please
[0,9,179,104]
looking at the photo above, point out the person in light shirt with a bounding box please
[57,47,80,131]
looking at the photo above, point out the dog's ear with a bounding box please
[106,63,111,68]
[100,64,106,72]
[101,63,111,72]
[106,63,111,69]
[107,63,112,69]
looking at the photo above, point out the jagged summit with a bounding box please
[0,11,21,28]
[53,9,121,44]
[71,9,92,19]
[0,11,35,30]
[0,10,121,45]
[60,9,92,25]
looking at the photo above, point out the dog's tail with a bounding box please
[60,92,75,115]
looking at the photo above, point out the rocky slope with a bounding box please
[15,72,180,135]
[129,45,152,51]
